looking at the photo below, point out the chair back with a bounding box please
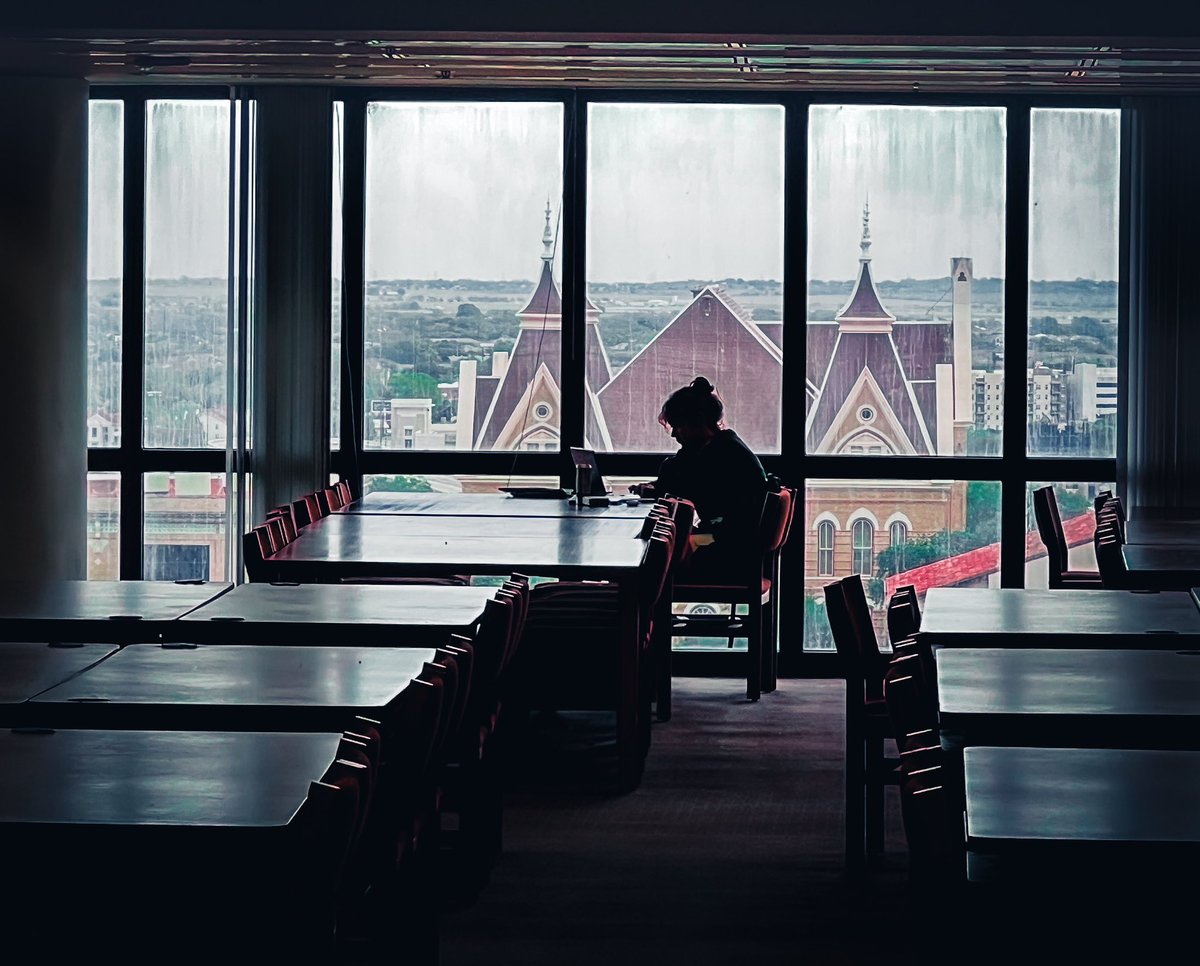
[293,495,319,527]
[335,480,352,506]
[759,485,796,556]
[1033,485,1068,576]
[267,504,298,542]
[314,489,332,518]
[324,486,345,512]
[886,593,919,647]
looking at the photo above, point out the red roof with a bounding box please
[837,261,894,323]
[884,511,1097,598]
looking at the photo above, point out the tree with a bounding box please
[387,371,443,402]
[456,302,482,318]
[368,475,434,493]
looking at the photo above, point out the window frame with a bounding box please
[88,84,1122,676]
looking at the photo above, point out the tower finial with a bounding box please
[860,198,872,260]
[542,198,554,264]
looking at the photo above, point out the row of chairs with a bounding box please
[1094,492,1134,588]
[331,576,530,960]
[242,482,352,581]
[1032,484,1105,589]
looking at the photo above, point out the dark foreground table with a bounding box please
[0,579,232,643]
[964,745,1200,883]
[29,642,437,732]
[937,647,1200,750]
[179,581,493,645]
[0,641,117,711]
[1121,544,1200,590]
[919,587,1200,647]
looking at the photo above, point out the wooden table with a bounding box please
[936,647,1200,750]
[1124,518,1200,546]
[339,491,655,518]
[0,642,117,720]
[1121,544,1200,589]
[28,643,437,732]
[919,587,1200,647]
[269,512,651,789]
[963,745,1200,883]
[0,579,233,643]
[177,581,493,645]
[0,727,345,955]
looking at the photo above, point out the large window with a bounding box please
[807,106,1005,458]
[87,101,123,448]
[1027,109,1120,457]
[363,101,564,452]
[144,100,230,449]
[587,103,785,454]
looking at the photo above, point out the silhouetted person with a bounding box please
[633,377,768,578]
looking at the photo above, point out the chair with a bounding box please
[324,485,346,512]
[671,483,797,702]
[824,574,897,870]
[336,480,353,506]
[242,524,277,582]
[293,494,320,528]
[314,489,332,518]
[886,589,921,648]
[266,503,298,542]
[1032,485,1103,588]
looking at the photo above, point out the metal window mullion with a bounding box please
[1001,102,1032,587]
[119,92,147,580]
[336,92,367,496]
[560,92,586,484]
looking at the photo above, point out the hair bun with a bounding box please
[690,376,714,393]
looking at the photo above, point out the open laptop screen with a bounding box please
[569,447,609,496]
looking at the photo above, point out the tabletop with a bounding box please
[936,647,1200,749]
[919,587,1200,646]
[0,579,233,642]
[29,643,437,731]
[1122,544,1200,588]
[306,511,646,541]
[270,513,649,580]
[0,641,117,705]
[339,491,656,519]
[0,728,342,828]
[963,745,1200,883]
[178,581,493,644]
[1124,518,1200,546]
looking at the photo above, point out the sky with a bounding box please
[87,99,1121,285]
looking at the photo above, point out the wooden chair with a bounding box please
[1033,485,1103,588]
[266,503,298,542]
[824,574,897,870]
[293,494,320,528]
[314,489,332,518]
[242,524,277,582]
[671,484,797,702]
[335,480,353,506]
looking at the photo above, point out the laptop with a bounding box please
[570,447,611,497]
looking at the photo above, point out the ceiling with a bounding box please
[2,34,1199,93]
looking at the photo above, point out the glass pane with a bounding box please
[588,103,785,454]
[803,479,1002,651]
[363,473,559,495]
[1025,481,1114,588]
[87,101,123,448]
[144,472,229,581]
[87,472,120,579]
[331,101,343,451]
[364,101,564,451]
[144,100,230,449]
[1028,109,1120,457]
[807,106,1006,457]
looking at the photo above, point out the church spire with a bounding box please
[859,197,872,261]
[542,198,554,264]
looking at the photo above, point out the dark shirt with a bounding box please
[652,429,768,563]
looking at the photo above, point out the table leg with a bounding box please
[617,577,642,791]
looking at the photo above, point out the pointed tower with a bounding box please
[835,201,896,334]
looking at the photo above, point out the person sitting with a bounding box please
[631,376,768,579]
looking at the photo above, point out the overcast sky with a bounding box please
[87,100,1120,285]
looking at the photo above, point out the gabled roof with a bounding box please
[836,260,894,326]
[518,260,562,319]
[597,285,782,452]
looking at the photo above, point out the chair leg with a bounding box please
[866,736,885,858]
[845,682,864,872]
[760,591,777,694]
[746,597,762,701]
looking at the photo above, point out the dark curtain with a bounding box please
[1120,97,1200,513]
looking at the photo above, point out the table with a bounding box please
[0,642,117,711]
[0,728,346,955]
[29,643,437,732]
[338,491,655,518]
[0,579,233,643]
[918,587,1200,647]
[1121,544,1200,589]
[1124,518,1200,546]
[269,511,650,789]
[936,647,1200,750]
[178,581,493,645]
[963,745,1200,883]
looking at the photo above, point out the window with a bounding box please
[587,103,785,454]
[1027,109,1120,457]
[889,520,908,571]
[363,101,564,451]
[1024,481,1115,587]
[144,100,230,449]
[87,472,120,579]
[331,100,344,450]
[851,519,874,576]
[806,106,1005,457]
[87,101,123,447]
[143,473,229,581]
[817,520,834,577]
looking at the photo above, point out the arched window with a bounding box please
[852,519,874,576]
[889,520,908,571]
[817,520,835,576]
